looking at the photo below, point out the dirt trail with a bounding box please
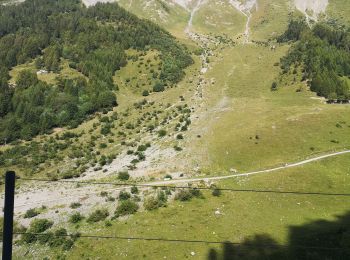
[149,150,350,185]
[4,149,349,219]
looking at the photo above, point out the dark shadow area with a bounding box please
[207,211,350,260]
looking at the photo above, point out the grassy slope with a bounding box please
[202,44,350,173]
[63,155,350,259]
[327,0,350,25]
[9,0,350,258]
[192,0,246,38]
[117,0,190,40]
[250,0,291,41]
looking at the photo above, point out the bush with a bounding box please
[70,202,81,209]
[212,188,221,197]
[190,188,203,198]
[87,209,109,223]
[62,239,74,250]
[29,219,53,233]
[142,90,149,96]
[175,189,203,201]
[119,191,131,201]
[143,197,161,211]
[175,190,193,201]
[22,232,38,243]
[69,212,84,223]
[118,171,130,181]
[137,144,147,152]
[100,191,108,197]
[176,134,184,140]
[37,232,54,244]
[24,208,39,218]
[55,228,68,237]
[99,143,107,149]
[115,200,139,217]
[174,145,182,151]
[271,82,278,91]
[158,129,167,137]
[131,186,139,194]
[153,82,165,92]
[144,191,167,211]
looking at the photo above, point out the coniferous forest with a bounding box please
[0,0,193,143]
[278,20,350,101]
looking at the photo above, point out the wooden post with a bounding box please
[2,171,15,260]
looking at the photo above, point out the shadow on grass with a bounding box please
[207,211,350,260]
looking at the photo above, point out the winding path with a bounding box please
[148,150,350,185]
[10,149,350,212]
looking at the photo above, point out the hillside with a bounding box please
[0,0,192,143]
[1,0,350,259]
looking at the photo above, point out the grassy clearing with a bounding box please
[192,1,246,38]
[8,59,85,85]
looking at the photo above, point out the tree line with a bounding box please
[278,20,350,101]
[0,0,193,143]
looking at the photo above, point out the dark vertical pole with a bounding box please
[2,171,15,260]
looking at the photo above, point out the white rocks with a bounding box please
[294,0,329,23]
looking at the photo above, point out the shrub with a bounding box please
[22,232,38,243]
[175,189,203,201]
[131,186,139,194]
[55,228,68,237]
[158,129,167,137]
[69,212,84,223]
[70,202,81,209]
[271,82,278,91]
[99,143,107,149]
[37,232,54,244]
[143,197,160,211]
[137,144,147,152]
[175,190,192,201]
[106,196,115,202]
[24,208,39,218]
[118,171,130,181]
[142,90,149,96]
[100,191,108,197]
[119,191,131,201]
[62,239,74,250]
[190,188,203,198]
[87,209,109,223]
[174,145,182,151]
[153,82,165,92]
[212,188,221,197]
[29,219,53,233]
[115,200,139,217]
[176,134,184,140]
